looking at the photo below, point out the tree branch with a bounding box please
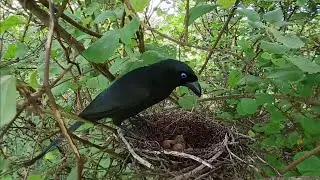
[199,0,241,74]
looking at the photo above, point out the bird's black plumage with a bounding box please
[27,59,201,165]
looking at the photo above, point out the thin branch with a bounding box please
[117,128,154,169]
[199,0,241,74]
[145,26,242,60]
[199,93,320,106]
[139,149,213,169]
[43,1,82,179]
[280,145,320,174]
[183,0,190,43]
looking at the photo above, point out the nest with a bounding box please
[118,110,253,180]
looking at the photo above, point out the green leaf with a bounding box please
[27,175,42,180]
[3,44,17,59]
[271,58,286,66]
[130,0,150,12]
[0,75,16,128]
[255,93,274,105]
[287,131,299,148]
[15,42,29,58]
[298,116,320,135]
[52,82,70,95]
[67,167,77,180]
[228,69,243,88]
[93,11,117,24]
[238,98,258,115]
[0,15,25,33]
[141,50,163,64]
[294,151,320,174]
[269,28,305,49]
[266,154,286,169]
[120,18,140,45]
[260,41,290,54]
[0,156,10,171]
[237,8,260,22]
[82,30,120,63]
[285,56,320,74]
[188,4,217,25]
[261,52,272,60]
[263,8,283,23]
[29,71,41,89]
[178,95,197,109]
[267,70,304,82]
[84,2,99,16]
[217,0,236,9]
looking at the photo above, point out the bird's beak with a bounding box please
[185,81,202,97]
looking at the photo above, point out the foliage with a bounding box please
[0,0,319,179]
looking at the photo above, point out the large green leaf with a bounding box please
[93,11,117,24]
[141,50,163,64]
[217,0,236,9]
[82,30,120,63]
[188,4,217,25]
[120,18,140,45]
[228,69,243,88]
[294,151,320,174]
[237,8,260,22]
[178,95,197,109]
[263,8,283,23]
[3,44,17,59]
[285,56,320,74]
[0,75,16,128]
[0,15,25,33]
[130,0,150,12]
[27,175,43,180]
[269,28,305,49]
[260,41,290,54]
[298,116,320,135]
[84,2,99,16]
[15,42,29,58]
[237,98,258,115]
[67,167,77,180]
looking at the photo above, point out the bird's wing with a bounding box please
[78,85,152,120]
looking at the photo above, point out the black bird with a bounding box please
[27,59,201,164]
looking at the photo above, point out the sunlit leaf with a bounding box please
[188,4,217,25]
[120,18,140,45]
[82,30,120,63]
[263,8,283,23]
[178,95,197,109]
[130,0,150,12]
[0,75,16,128]
[260,41,290,54]
[237,8,260,22]
[217,0,236,9]
[0,15,25,33]
[93,11,117,24]
[285,56,320,74]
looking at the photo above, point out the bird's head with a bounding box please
[157,59,202,97]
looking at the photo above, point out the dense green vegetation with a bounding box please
[0,0,319,179]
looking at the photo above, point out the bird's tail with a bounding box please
[25,121,84,165]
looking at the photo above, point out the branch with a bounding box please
[199,0,241,74]
[199,93,320,106]
[139,149,213,169]
[145,26,242,60]
[280,145,320,174]
[183,0,190,43]
[43,1,82,179]
[117,128,154,169]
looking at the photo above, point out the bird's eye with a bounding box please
[180,72,187,79]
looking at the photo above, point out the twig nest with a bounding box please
[122,110,252,179]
